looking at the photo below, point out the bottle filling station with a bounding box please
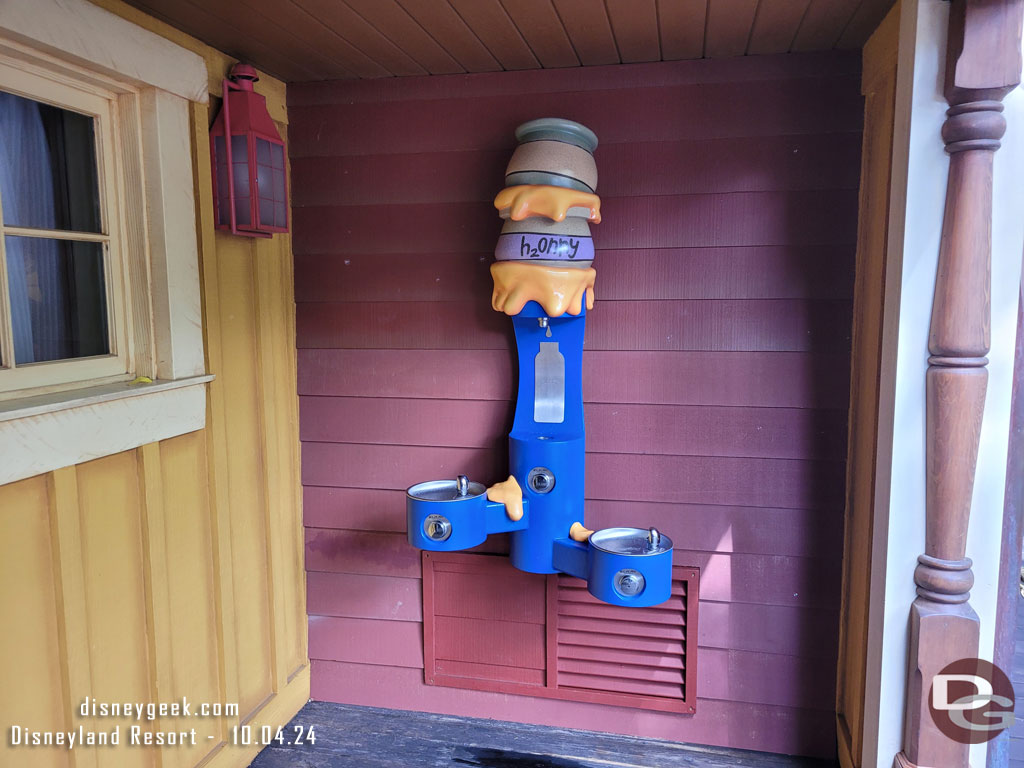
[407,118,673,608]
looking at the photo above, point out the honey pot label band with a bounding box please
[495,233,595,261]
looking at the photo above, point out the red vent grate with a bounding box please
[422,552,698,713]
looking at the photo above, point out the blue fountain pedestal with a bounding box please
[405,298,674,608]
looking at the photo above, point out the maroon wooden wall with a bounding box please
[289,51,862,758]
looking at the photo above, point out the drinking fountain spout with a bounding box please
[404,118,674,608]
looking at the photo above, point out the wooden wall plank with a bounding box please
[294,245,855,304]
[76,452,152,766]
[344,0,465,74]
[293,192,857,254]
[287,51,860,106]
[303,487,843,559]
[0,477,68,768]
[835,9,898,766]
[299,396,847,460]
[306,528,422,578]
[308,616,424,667]
[309,661,838,756]
[604,0,660,62]
[305,528,839,609]
[297,349,851,408]
[499,0,580,67]
[447,0,541,69]
[395,0,503,72]
[550,0,619,65]
[705,0,760,58]
[747,0,812,54]
[291,133,862,206]
[215,232,276,720]
[307,571,423,621]
[288,77,862,156]
[155,434,223,766]
[296,298,851,352]
[300,440,845,506]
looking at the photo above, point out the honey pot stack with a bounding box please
[490,118,602,318]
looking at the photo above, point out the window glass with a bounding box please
[0,91,102,233]
[6,236,109,363]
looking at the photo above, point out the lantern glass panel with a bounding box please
[255,137,287,228]
[214,135,251,227]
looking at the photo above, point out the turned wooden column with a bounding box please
[895,2,1022,768]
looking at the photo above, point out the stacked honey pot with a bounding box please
[490,118,602,317]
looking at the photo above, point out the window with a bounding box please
[0,63,128,394]
[0,0,211,485]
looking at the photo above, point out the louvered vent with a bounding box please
[555,571,695,711]
[423,552,698,713]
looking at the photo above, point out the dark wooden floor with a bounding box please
[250,700,837,768]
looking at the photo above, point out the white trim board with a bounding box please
[0,376,212,485]
[0,0,207,103]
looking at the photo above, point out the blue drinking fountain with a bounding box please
[406,118,673,608]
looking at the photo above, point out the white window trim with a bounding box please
[0,0,211,485]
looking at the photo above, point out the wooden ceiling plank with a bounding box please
[605,0,661,63]
[551,0,619,65]
[747,0,811,54]
[500,0,581,68]
[294,0,429,76]
[202,0,364,79]
[447,0,541,70]
[126,0,325,81]
[253,0,393,78]
[343,0,466,74]
[836,0,896,49]
[395,0,503,72]
[790,0,861,51]
[658,0,707,60]
[705,0,760,58]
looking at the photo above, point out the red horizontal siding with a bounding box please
[303,489,842,559]
[294,191,857,255]
[308,615,423,667]
[288,77,861,157]
[298,349,852,409]
[300,397,847,459]
[309,661,839,756]
[287,51,859,107]
[294,51,861,757]
[302,442,844,509]
[297,299,851,351]
[291,134,861,208]
[306,571,422,621]
[295,246,855,303]
[304,528,837,609]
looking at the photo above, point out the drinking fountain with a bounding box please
[406,118,673,608]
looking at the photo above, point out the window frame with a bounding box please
[0,0,212,486]
[0,58,132,393]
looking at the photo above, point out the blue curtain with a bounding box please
[0,91,65,364]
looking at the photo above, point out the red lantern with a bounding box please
[210,64,288,238]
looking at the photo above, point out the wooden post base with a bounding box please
[902,599,979,768]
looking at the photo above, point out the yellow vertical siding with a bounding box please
[0,3,307,767]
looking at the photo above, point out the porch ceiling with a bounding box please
[119,0,894,82]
